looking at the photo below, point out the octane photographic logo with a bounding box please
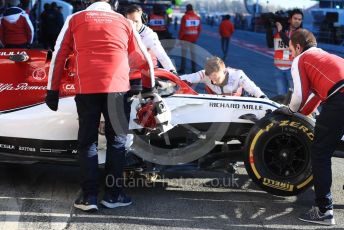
[106,39,230,166]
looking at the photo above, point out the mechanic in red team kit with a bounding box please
[180,56,266,98]
[148,4,169,40]
[45,0,154,212]
[0,0,34,48]
[178,3,201,74]
[278,29,344,226]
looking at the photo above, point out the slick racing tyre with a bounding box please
[244,113,315,196]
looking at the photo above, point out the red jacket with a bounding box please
[179,10,201,43]
[219,20,234,38]
[289,47,344,115]
[0,7,34,46]
[48,2,152,94]
[149,14,167,32]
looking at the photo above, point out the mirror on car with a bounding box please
[8,53,29,62]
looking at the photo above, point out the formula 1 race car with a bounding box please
[1,49,343,196]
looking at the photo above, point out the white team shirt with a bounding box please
[180,67,265,98]
[139,25,176,71]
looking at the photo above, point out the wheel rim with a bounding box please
[262,133,309,179]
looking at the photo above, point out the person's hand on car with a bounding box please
[273,106,294,116]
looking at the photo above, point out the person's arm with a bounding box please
[48,15,74,92]
[46,15,73,111]
[237,70,265,98]
[128,21,155,89]
[197,16,202,39]
[198,16,202,33]
[289,55,308,112]
[147,30,176,71]
[22,13,34,44]
[299,93,321,116]
[179,70,206,84]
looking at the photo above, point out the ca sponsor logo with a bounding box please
[64,84,75,91]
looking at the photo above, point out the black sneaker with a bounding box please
[101,192,132,209]
[74,194,98,212]
[298,206,335,226]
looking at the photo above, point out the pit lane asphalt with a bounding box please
[0,160,343,230]
[1,25,344,229]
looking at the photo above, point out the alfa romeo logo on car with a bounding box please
[32,68,46,81]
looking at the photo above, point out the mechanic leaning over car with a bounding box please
[180,56,267,98]
[0,0,34,48]
[45,0,154,212]
[280,29,344,226]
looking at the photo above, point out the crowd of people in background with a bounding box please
[39,2,64,49]
[0,0,64,49]
[0,0,237,55]
[0,0,87,49]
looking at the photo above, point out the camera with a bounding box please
[261,10,290,48]
[261,10,290,29]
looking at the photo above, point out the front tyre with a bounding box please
[244,113,314,196]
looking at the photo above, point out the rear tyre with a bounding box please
[244,113,314,196]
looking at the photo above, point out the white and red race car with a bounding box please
[1,49,343,196]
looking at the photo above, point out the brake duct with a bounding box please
[135,93,173,135]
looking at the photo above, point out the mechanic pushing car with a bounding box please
[45,0,154,212]
[277,29,344,226]
[180,56,267,98]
